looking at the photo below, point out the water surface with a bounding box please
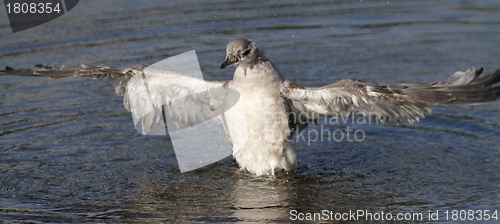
[1,0,500,223]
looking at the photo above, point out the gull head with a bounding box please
[220,38,258,69]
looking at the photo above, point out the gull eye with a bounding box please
[242,49,251,56]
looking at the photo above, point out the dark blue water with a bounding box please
[1,0,499,223]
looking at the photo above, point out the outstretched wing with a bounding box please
[124,66,237,135]
[0,64,139,95]
[281,67,500,126]
[1,64,237,135]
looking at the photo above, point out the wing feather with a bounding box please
[281,67,500,124]
[124,66,238,134]
[1,64,238,135]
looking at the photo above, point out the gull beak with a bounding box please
[220,57,236,70]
